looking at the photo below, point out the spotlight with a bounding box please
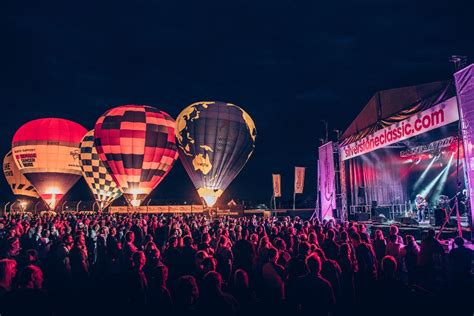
[413,156,436,190]
[431,153,455,202]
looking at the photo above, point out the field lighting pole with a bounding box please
[10,201,18,212]
[293,193,296,210]
[4,202,10,214]
[450,55,468,238]
[321,120,329,143]
[34,202,40,213]
[147,199,152,213]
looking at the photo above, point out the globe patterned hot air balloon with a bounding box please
[12,118,88,209]
[175,101,257,206]
[79,130,122,211]
[3,151,39,199]
[94,105,179,206]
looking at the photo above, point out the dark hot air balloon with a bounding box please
[94,105,179,206]
[12,118,88,209]
[79,130,122,211]
[175,101,257,206]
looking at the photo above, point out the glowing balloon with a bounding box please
[79,130,122,210]
[3,151,39,198]
[175,101,257,206]
[12,118,87,209]
[94,105,179,206]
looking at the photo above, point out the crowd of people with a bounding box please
[0,212,472,316]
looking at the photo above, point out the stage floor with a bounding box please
[363,219,471,241]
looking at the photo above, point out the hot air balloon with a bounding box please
[94,105,179,206]
[79,130,122,211]
[12,118,88,209]
[3,151,39,210]
[175,101,257,206]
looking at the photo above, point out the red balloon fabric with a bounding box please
[94,105,178,206]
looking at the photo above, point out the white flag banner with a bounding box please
[272,174,281,197]
[294,167,305,194]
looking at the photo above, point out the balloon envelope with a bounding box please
[175,101,257,206]
[12,118,87,209]
[79,130,122,210]
[3,151,39,199]
[94,105,179,206]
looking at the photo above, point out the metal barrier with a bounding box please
[349,205,371,214]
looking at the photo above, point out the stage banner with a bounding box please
[272,174,281,197]
[319,142,336,219]
[340,97,459,161]
[294,167,305,194]
[455,64,474,236]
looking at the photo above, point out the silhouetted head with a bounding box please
[327,228,335,240]
[202,271,223,294]
[427,229,436,238]
[305,253,322,275]
[176,275,199,304]
[125,231,135,243]
[183,235,193,246]
[381,256,397,277]
[153,265,168,287]
[18,265,43,290]
[0,259,17,290]
[233,269,249,289]
[132,251,146,270]
[454,237,464,247]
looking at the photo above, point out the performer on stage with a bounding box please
[458,189,468,216]
[435,195,449,227]
[415,194,427,222]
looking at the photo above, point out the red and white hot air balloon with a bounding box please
[3,151,39,199]
[94,105,179,206]
[12,118,88,209]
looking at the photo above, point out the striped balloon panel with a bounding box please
[94,105,178,204]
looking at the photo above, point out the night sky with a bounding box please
[1,0,473,206]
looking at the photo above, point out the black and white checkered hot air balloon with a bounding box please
[79,130,122,211]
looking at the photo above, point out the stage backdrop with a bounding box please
[340,97,466,210]
[318,142,336,219]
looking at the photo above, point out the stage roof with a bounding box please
[341,80,455,144]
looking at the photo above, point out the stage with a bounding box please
[328,76,474,240]
[363,219,470,242]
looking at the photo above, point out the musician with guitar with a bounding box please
[415,194,428,222]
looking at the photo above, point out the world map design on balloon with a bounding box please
[176,101,257,206]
